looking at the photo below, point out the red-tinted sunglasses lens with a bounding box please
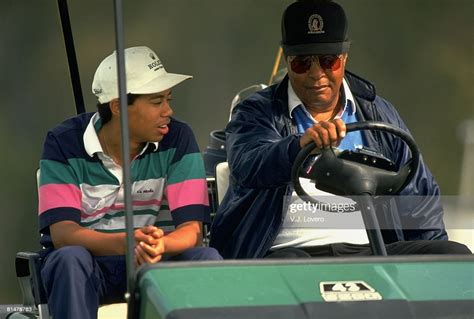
[319,55,341,70]
[290,55,341,73]
[290,57,312,74]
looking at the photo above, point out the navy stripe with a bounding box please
[41,112,96,162]
[156,118,201,165]
[171,204,211,227]
[39,207,81,232]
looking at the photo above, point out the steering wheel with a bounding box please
[291,121,420,203]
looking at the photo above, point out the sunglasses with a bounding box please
[289,54,342,74]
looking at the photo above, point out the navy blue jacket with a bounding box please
[210,71,447,259]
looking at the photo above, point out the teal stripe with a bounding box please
[132,148,175,181]
[39,158,119,186]
[68,158,118,186]
[41,149,204,187]
[93,219,174,231]
[81,209,159,227]
[40,159,78,185]
[166,153,206,185]
[93,117,103,131]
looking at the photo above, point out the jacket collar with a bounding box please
[344,70,376,102]
[273,76,291,116]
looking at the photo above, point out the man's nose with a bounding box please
[162,100,173,117]
[308,57,325,76]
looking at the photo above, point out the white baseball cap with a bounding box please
[92,46,192,103]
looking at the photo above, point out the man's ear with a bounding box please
[109,99,121,116]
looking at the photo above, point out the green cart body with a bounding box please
[137,256,474,319]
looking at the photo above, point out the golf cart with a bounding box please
[8,1,474,319]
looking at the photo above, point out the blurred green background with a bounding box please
[0,0,472,303]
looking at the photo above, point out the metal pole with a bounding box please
[458,119,474,196]
[268,47,283,86]
[57,0,85,114]
[358,194,388,256]
[112,0,136,317]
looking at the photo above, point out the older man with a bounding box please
[210,0,470,258]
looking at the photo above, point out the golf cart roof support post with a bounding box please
[268,47,283,86]
[112,0,136,317]
[57,0,86,115]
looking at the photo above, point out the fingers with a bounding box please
[333,118,346,140]
[134,226,165,265]
[300,119,346,149]
[135,246,146,265]
[151,228,164,239]
[139,240,165,257]
[301,127,323,148]
[141,225,159,234]
[134,231,156,246]
[135,241,163,265]
[142,226,164,240]
[134,226,164,246]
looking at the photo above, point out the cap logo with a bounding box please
[149,53,156,60]
[147,58,164,71]
[307,14,325,34]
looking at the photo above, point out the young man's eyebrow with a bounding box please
[149,91,172,99]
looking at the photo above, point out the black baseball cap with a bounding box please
[281,0,351,55]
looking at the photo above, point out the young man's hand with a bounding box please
[134,222,202,265]
[134,225,165,265]
[134,225,163,246]
[135,237,165,265]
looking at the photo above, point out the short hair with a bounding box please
[96,94,141,124]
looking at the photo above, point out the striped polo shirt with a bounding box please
[38,112,210,248]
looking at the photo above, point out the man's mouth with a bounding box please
[308,85,329,92]
[157,123,169,135]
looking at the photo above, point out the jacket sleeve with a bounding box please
[226,97,301,188]
[374,96,448,240]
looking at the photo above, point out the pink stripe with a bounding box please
[38,184,81,214]
[81,199,162,219]
[165,179,209,211]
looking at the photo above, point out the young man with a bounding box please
[38,46,221,319]
[210,0,470,258]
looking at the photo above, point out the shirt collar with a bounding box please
[288,78,356,120]
[83,112,159,158]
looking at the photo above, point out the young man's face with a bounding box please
[287,53,347,111]
[127,89,174,143]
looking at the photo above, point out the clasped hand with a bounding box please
[134,225,165,265]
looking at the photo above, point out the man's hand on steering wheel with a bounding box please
[299,118,347,149]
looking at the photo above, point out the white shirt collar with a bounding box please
[83,112,159,158]
[288,78,357,119]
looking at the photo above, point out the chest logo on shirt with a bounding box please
[137,188,154,194]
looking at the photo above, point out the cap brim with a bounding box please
[282,41,351,55]
[131,72,193,95]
